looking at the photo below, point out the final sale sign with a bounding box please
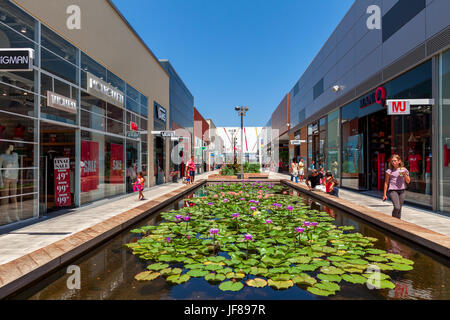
[54,158,71,207]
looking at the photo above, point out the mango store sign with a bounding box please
[87,72,124,107]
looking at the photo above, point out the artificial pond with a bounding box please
[13,182,450,300]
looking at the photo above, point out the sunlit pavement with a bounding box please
[0,171,218,266]
[269,171,450,238]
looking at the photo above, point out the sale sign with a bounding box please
[110,143,123,184]
[81,140,99,192]
[54,158,71,207]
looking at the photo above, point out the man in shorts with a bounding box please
[186,156,196,184]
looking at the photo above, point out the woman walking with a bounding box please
[383,155,410,219]
[290,159,299,183]
[298,158,305,182]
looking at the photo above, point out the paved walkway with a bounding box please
[269,171,450,237]
[0,171,218,265]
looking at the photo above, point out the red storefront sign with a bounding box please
[110,143,123,184]
[54,158,71,207]
[81,140,99,192]
[377,153,385,191]
[130,121,138,131]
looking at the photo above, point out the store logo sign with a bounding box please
[0,48,34,71]
[47,91,77,114]
[157,106,166,122]
[387,100,410,115]
[87,72,124,107]
[360,86,386,109]
[130,121,138,131]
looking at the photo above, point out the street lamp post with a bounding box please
[235,106,248,179]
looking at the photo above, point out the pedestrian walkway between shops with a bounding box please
[0,171,218,266]
[269,171,450,238]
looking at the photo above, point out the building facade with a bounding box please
[159,60,194,183]
[281,0,449,214]
[0,0,170,227]
[193,107,209,174]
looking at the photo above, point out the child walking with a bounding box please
[136,172,146,200]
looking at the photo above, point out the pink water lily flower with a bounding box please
[209,228,219,235]
[265,219,272,224]
[244,233,253,241]
[184,216,190,221]
[250,206,257,211]
[286,206,293,211]
[232,213,240,218]
[295,227,304,233]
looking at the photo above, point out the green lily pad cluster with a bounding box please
[128,182,414,296]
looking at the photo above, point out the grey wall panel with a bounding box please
[382,10,426,67]
[324,65,338,91]
[337,47,356,80]
[336,24,356,63]
[426,0,450,39]
[338,68,356,96]
[354,25,382,65]
[354,45,383,84]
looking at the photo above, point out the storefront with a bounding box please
[0,0,152,227]
[341,60,433,208]
[153,102,166,185]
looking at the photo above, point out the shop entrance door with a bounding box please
[39,122,76,215]
[366,110,392,194]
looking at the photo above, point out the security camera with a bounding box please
[332,85,341,92]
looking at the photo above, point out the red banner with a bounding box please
[110,143,123,184]
[81,140,99,192]
[54,158,71,207]
[377,153,385,191]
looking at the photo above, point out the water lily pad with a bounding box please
[187,269,209,277]
[389,257,414,265]
[294,264,318,272]
[147,263,169,271]
[207,256,226,263]
[160,268,182,276]
[366,255,388,262]
[292,274,317,286]
[315,281,340,292]
[317,274,342,282]
[204,273,226,282]
[219,281,244,292]
[328,256,345,262]
[226,272,246,279]
[185,263,205,270]
[312,259,330,267]
[388,263,413,271]
[320,266,345,275]
[372,263,394,271]
[246,278,267,288]
[205,264,223,271]
[366,249,386,255]
[346,259,368,265]
[158,255,177,262]
[268,279,294,290]
[249,267,269,276]
[366,278,396,289]
[167,274,190,284]
[289,256,311,264]
[307,286,335,296]
[271,274,291,281]
[135,271,160,281]
[342,274,367,284]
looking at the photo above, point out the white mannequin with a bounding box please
[0,144,19,223]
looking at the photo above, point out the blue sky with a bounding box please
[111,0,354,127]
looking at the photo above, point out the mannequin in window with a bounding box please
[425,152,432,195]
[0,144,20,223]
[407,149,422,192]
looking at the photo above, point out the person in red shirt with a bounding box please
[325,172,339,197]
[185,156,196,184]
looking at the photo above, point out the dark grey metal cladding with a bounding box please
[382,0,426,43]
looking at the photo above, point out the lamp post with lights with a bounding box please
[235,106,248,179]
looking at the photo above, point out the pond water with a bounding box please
[10,184,450,300]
